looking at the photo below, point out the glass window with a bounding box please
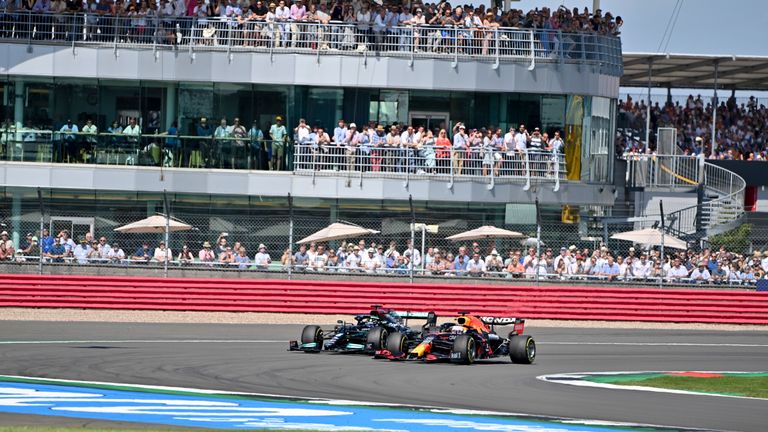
[98,81,142,131]
[213,83,253,128]
[178,83,213,135]
[52,79,99,129]
[541,95,566,134]
[369,90,408,125]
[306,88,342,130]
[140,84,165,134]
[506,94,541,129]
[21,79,55,129]
[252,86,287,134]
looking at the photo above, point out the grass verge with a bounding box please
[617,375,768,398]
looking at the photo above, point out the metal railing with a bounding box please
[624,153,746,237]
[293,143,565,190]
[0,130,567,189]
[0,130,288,170]
[0,12,623,74]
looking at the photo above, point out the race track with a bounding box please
[0,321,766,431]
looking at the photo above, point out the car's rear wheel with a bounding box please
[509,334,536,364]
[366,327,389,351]
[301,325,323,351]
[451,334,476,365]
[386,332,407,356]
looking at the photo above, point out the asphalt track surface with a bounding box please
[0,321,766,431]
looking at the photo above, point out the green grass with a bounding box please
[617,375,768,398]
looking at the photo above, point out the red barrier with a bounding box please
[2,274,767,325]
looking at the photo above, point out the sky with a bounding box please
[503,0,768,56]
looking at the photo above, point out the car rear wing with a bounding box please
[395,310,438,328]
[479,316,526,334]
[395,311,432,319]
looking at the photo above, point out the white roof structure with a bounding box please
[622,53,768,91]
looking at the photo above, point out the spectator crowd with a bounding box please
[2,228,765,286]
[2,115,567,178]
[0,1,621,54]
[617,95,768,160]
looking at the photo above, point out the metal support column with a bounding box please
[710,60,719,158]
[644,59,652,151]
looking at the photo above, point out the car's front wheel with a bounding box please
[386,332,407,356]
[366,327,389,351]
[451,334,476,365]
[301,325,323,351]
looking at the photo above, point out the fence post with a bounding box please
[287,193,293,280]
[163,190,170,278]
[447,146,454,189]
[451,25,458,69]
[409,195,415,284]
[527,30,535,71]
[523,150,531,191]
[37,188,44,276]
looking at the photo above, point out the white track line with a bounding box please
[541,341,768,348]
[538,371,768,402]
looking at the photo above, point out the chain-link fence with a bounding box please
[0,191,763,288]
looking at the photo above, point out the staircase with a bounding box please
[624,154,746,241]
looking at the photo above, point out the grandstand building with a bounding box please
[0,12,625,254]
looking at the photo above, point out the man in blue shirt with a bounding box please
[47,241,66,263]
[193,117,213,168]
[333,119,348,145]
[40,228,54,254]
[293,244,309,270]
[59,119,79,162]
[600,255,620,281]
[131,242,152,264]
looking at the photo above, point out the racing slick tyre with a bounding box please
[508,334,536,364]
[366,327,389,351]
[451,334,476,365]
[386,332,408,356]
[301,325,323,351]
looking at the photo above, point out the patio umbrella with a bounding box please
[610,228,687,250]
[114,214,194,234]
[297,222,379,245]
[521,237,545,247]
[445,225,525,241]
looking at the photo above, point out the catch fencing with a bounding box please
[0,194,764,289]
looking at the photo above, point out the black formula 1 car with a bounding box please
[375,312,535,364]
[289,305,437,353]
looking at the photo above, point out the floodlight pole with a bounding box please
[710,60,719,158]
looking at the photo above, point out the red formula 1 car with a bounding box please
[375,312,535,365]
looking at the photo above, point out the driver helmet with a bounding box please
[450,325,466,334]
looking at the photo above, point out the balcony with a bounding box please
[0,13,623,96]
[0,130,616,206]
